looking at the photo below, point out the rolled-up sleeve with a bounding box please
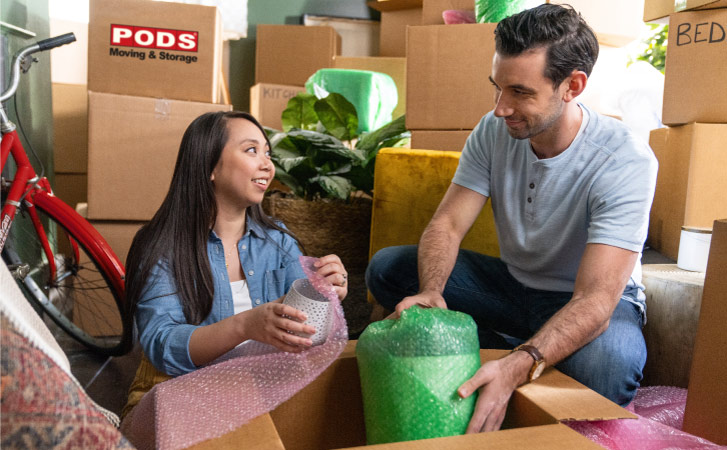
[135,262,199,376]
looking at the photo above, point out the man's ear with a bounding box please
[563,70,587,102]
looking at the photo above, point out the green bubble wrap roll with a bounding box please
[475,0,541,23]
[305,68,398,134]
[356,307,480,445]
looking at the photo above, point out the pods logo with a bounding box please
[110,24,198,52]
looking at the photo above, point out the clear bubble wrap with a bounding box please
[566,386,727,449]
[356,306,480,445]
[121,256,347,450]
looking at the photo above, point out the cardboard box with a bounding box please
[662,8,727,125]
[250,83,307,131]
[333,56,407,119]
[647,125,727,260]
[88,0,223,104]
[73,220,145,336]
[303,15,380,57]
[86,91,231,221]
[52,83,88,173]
[91,220,146,266]
[410,130,471,151]
[53,173,87,211]
[683,218,727,445]
[367,0,423,57]
[255,25,341,87]
[190,343,632,449]
[644,0,727,22]
[407,24,497,130]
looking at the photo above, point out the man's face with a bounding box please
[490,47,568,141]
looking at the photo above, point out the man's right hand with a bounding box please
[391,290,448,318]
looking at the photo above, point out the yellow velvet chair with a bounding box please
[367,148,500,315]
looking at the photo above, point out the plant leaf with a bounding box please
[314,93,359,142]
[272,148,309,173]
[285,129,365,163]
[281,93,319,132]
[356,114,408,153]
[311,175,354,200]
[272,164,305,197]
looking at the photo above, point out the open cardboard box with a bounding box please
[189,342,633,449]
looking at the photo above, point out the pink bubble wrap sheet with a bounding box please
[121,256,348,450]
[567,386,726,449]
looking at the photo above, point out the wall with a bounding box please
[1,1,53,257]
[1,0,54,178]
[229,0,378,111]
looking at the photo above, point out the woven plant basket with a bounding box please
[263,192,372,272]
[263,192,374,336]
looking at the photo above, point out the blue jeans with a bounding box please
[365,245,646,406]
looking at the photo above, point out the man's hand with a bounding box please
[457,351,532,433]
[390,290,448,318]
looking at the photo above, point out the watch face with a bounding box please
[531,361,545,381]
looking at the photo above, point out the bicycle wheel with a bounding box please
[2,201,132,356]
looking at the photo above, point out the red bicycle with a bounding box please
[1,33,132,356]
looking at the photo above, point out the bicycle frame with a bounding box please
[1,128,126,296]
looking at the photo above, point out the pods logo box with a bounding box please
[88,0,223,104]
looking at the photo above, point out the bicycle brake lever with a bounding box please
[19,56,38,73]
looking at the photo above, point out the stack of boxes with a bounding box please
[50,18,90,214]
[643,1,727,444]
[82,0,231,267]
[399,0,644,152]
[250,20,407,131]
[645,0,727,261]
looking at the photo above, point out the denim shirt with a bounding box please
[134,221,305,376]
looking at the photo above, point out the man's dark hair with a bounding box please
[494,4,599,89]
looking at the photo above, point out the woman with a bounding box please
[121,111,347,418]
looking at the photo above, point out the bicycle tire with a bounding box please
[2,199,132,356]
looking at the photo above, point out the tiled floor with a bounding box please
[56,247,674,419]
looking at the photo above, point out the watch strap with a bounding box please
[511,344,545,382]
[511,344,544,363]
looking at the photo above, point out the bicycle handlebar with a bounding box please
[0,32,76,103]
[37,32,76,51]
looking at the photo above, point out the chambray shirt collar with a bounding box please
[208,220,267,243]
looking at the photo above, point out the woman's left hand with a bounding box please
[315,254,348,301]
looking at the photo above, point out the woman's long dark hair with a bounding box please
[124,111,298,325]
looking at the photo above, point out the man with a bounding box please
[365,4,658,434]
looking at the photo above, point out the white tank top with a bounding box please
[230,279,253,315]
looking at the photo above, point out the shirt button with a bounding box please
[241,245,247,250]
[527,197,532,203]
[254,299,261,305]
[248,270,254,276]
[529,183,535,189]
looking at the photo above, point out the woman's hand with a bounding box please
[314,254,348,301]
[238,300,315,353]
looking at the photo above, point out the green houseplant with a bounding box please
[265,92,409,201]
[263,92,409,336]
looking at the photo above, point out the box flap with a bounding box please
[367,0,423,12]
[482,350,635,423]
[187,413,285,450]
[343,423,603,449]
[683,218,727,445]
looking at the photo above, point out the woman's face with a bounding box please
[210,118,274,209]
